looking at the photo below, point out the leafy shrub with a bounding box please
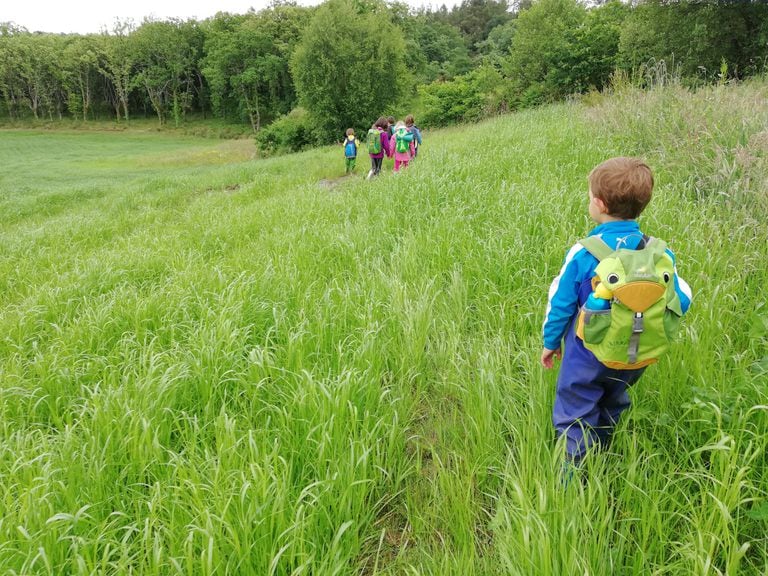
[419,66,509,127]
[291,0,407,142]
[255,107,315,154]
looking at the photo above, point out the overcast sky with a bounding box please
[5,0,459,35]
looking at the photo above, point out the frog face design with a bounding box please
[594,251,674,313]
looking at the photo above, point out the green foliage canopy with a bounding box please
[2,0,768,133]
[60,35,100,121]
[291,0,408,141]
[132,19,203,125]
[419,64,506,126]
[447,0,513,53]
[618,0,768,81]
[397,13,472,82]
[0,32,68,120]
[504,0,586,107]
[202,5,309,131]
[94,22,138,121]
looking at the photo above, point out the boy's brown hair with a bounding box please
[346,128,355,136]
[589,157,653,219]
[405,114,414,127]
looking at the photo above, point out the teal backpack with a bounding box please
[395,127,413,154]
[576,235,684,369]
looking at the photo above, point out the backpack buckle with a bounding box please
[632,312,644,333]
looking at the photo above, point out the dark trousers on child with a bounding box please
[553,320,646,463]
[370,156,383,176]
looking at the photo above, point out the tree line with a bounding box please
[1,0,766,150]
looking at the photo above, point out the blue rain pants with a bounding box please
[553,319,646,462]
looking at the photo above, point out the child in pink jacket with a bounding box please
[389,121,415,172]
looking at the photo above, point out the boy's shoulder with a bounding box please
[559,240,597,275]
[578,229,679,269]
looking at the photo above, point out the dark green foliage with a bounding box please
[60,35,102,121]
[428,0,513,55]
[202,6,310,131]
[504,0,586,106]
[1,0,767,134]
[291,0,407,143]
[255,106,314,154]
[569,1,628,92]
[93,22,139,122]
[419,65,507,126]
[0,32,70,120]
[132,19,203,125]
[477,19,516,63]
[618,0,768,82]
[399,15,472,82]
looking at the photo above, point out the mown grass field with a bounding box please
[1,79,767,575]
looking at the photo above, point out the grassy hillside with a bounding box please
[1,79,767,575]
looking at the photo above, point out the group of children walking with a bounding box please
[343,115,422,178]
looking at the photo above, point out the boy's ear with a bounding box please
[594,196,608,214]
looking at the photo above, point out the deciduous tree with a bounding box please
[291,0,407,141]
[202,5,308,131]
[95,21,137,121]
[61,35,100,121]
[132,19,202,125]
[504,0,585,106]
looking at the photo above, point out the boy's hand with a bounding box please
[541,347,561,369]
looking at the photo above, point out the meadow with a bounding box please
[0,78,767,575]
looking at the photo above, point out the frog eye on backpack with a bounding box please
[607,273,620,284]
[663,271,671,283]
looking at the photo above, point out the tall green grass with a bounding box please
[0,78,766,575]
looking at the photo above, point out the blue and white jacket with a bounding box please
[543,220,693,351]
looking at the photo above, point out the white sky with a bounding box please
[5,1,459,35]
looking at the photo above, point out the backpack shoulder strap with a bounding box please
[579,236,614,262]
[643,235,668,253]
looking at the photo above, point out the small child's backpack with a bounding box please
[395,127,413,154]
[575,235,684,369]
[367,128,381,154]
[344,137,357,158]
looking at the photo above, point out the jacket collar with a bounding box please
[588,220,640,237]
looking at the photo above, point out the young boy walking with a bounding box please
[343,128,359,174]
[541,157,693,465]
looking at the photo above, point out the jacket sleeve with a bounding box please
[542,243,585,350]
[381,132,391,157]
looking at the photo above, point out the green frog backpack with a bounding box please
[575,235,684,369]
[367,128,381,154]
